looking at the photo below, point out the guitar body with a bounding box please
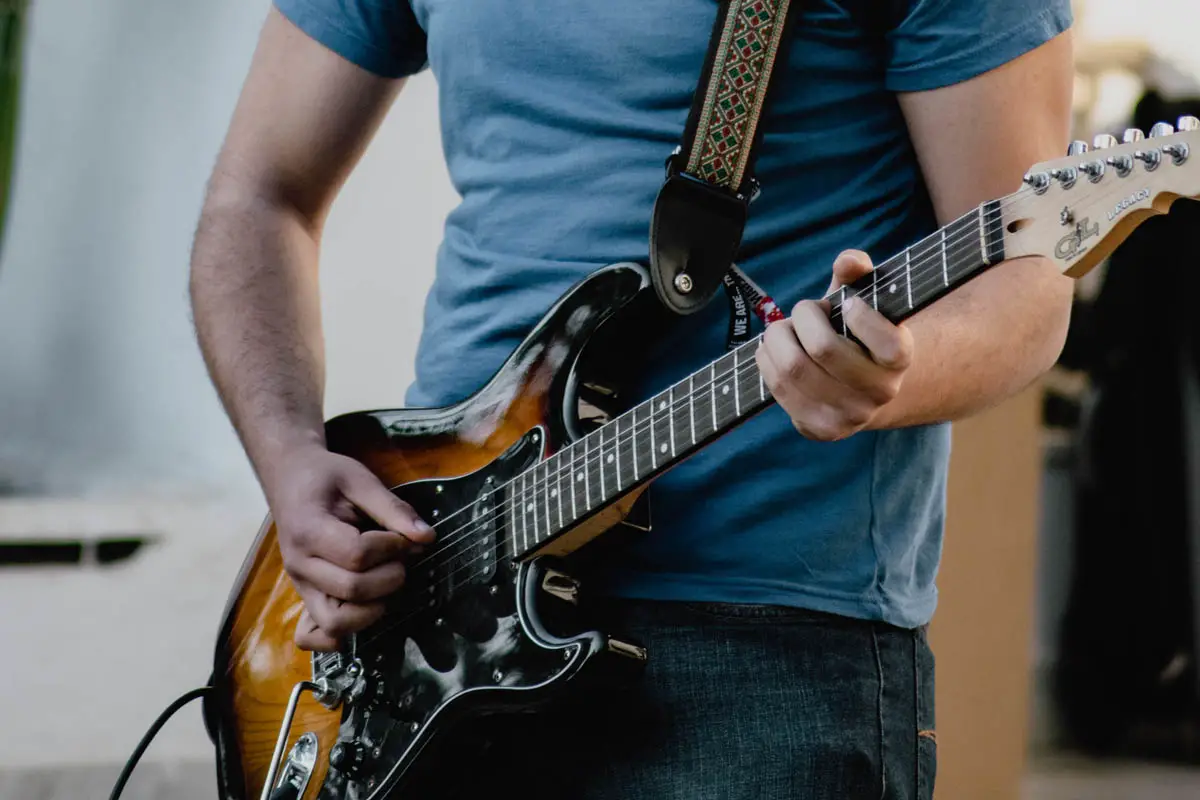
[203,117,1200,800]
[208,262,657,800]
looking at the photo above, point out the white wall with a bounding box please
[0,0,454,502]
[0,0,454,772]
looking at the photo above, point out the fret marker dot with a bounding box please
[550,489,557,498]
[576,473,583,482]
[606,454,614,464]
[889,283,898,294]
[659,443,668,454]
[525,503,533,512]
[659,401,667,411]
[722,385,730,395]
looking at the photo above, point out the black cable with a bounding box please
[108,686,212,800]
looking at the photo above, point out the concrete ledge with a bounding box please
[0,761,215,800]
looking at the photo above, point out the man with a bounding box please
[190,1,1075,797]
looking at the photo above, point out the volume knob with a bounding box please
[329,742,364,776]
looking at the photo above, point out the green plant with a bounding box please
[0,0,26,262]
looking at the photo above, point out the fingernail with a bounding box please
[414,520,434,534]
[844,296,856,312]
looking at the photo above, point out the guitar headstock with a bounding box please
[1002,116,1200,277]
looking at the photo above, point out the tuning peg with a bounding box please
[1067,140,1089,156]
[1123,128,1145,144]
[1092,134,1118,150]
[1178,115,1200,132]
[1163,142,1190,165]
[1150,122,1176,138]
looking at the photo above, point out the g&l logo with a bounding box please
[1055,217,1100,260]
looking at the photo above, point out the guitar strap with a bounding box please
[649,0,802,319]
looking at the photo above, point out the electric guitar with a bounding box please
[206,120,1200,800]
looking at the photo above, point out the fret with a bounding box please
[668,386,678,458]
[518,471,531,552]
[527,467,542,544]
[688,374,698,446]
[583,435,594,511]
[977,204,988,264]
[539,460,552,542]
[600,420,619,498]
[904,249,913,308]
[733,348,742,417]
[838,286,848,336]
[510,476,522,557]
[671,382,690,457]
[939,228,948,287]
[709,363,718,431]
[737,340,762,415]
[712,351,739,431]
[693,365,715,442]
[547,453,563,534]
[616,410,635,491]
[651,390,673,468]
[649,398,658,470]
[631,402,646,480]
[564,442,578,523]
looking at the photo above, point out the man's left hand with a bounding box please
[756,249,914,442]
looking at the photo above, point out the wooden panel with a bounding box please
[930,386,1042,799]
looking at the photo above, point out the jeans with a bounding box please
[440,599,936,799]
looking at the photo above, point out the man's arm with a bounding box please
[191,8,432,651]
[757,30,1075,440]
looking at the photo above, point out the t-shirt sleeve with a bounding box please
[273,0,428,79]
[884,0,1073,93]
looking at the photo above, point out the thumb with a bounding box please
[827,249,875,294]
[342,464,437,545]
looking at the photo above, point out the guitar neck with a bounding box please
[507,200,1007,558]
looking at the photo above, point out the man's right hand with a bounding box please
[268,446,436,652]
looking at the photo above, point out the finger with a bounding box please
[294,608,341,652]
[841,295,914,371]
[341,466,437,545]
[300,518,414,573]
[758,319,850,410]
[792,300,893,401]
[292,554,408,604]
[294,578,386,640]
[827,249,874,293]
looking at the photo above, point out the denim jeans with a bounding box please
[440,599,936,799]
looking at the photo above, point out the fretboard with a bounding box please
[506,200,1006,558]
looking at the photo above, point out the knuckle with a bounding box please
[344,544,371,573]
[781,351,805,383]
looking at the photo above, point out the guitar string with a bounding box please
[388,188,1037,558]
[360,354,771,646]
[364,188,1037,566]
[359,171,1132,644]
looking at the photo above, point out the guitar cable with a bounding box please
[107,686,212,800]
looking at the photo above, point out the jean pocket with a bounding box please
[915,627,937,799]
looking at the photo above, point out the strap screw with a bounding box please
[674,273,694,294]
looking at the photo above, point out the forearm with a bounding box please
[869,254,1073,430]
[189,188,328,498]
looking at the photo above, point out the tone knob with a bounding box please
[1150,122,1176,138]
[1092,134,1118,150]
[329,742,364,776]
[1067,140,1089,156]
[1123,128,1145,144]
[1177,115,1200,132]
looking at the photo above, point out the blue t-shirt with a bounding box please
[276,0,1072,628]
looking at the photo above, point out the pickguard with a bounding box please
[312,433,592,800]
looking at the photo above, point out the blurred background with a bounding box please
[0,0,1198,797]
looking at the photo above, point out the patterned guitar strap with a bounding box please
[649,0,799,346]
